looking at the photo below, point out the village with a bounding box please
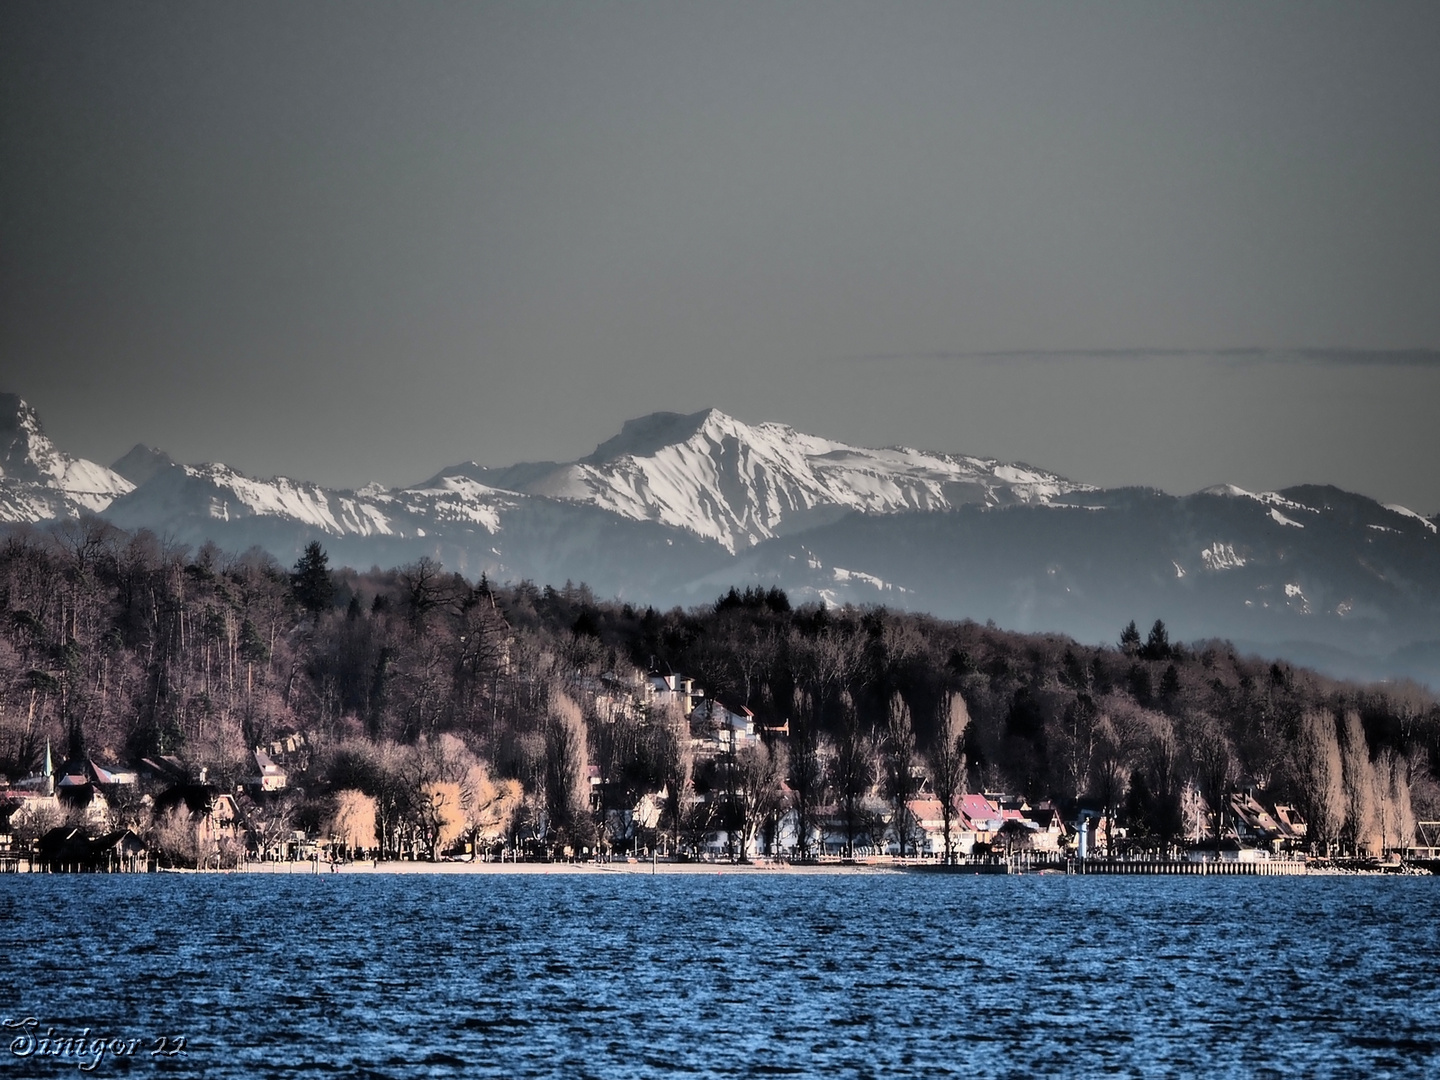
[7,664,1420,878]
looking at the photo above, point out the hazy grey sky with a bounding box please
[3,2,1438,511]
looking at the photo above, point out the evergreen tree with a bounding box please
[1120,621,1141,656]
[291,542,335,617]
[1141,620,1171,661]
[1159,663,1182,703]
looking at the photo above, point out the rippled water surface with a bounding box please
[3,873,1439,1078]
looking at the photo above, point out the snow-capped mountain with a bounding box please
[97,426,725,592]
[91,407,1084,555]
[0,393,133,520]
[474,408,1087,552]
[3,392,1439,685]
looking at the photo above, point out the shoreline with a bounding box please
[11,864,1428,881]
[168,864,1428,881]
[235,858,908,876]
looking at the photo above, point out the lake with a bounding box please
[2,873,1437,1078]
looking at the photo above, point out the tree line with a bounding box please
[1,520,1435,860]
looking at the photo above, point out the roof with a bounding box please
[37,827,146,863]
[140,756,189,783]
[960,794,1001,829]
[907,797,949,828]
[153,784,223,818]
[1022,805,1067,831]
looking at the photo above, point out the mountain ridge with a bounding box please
[1,393,1437,686]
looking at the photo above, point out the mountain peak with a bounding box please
[0,391,38,425]
[0,393,133,517]
[0,393,49,478]
[523,407,1082,552]
[112,444,177,487]
[583,409,737,464]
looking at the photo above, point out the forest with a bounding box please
[1,518,1436,862]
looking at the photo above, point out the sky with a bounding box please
[2,2,1438,512]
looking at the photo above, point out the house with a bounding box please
[249,749,287,792]
[54,757,136,829]
[689,698,759,755]
[590,669,651,725]
[1271,804,1307,845]
[1018,802,1069,853]
[1228,791,1306,849]
[0,794,22,871]
[960,793,1003,839]
[905,796,977,858]
[152,784,249,865]
[2,788,63,837]
[139,755,190,787]
[35,827,148,872]
[1228,791,1283,846]
[649,671,704,716]
[633,789,665,833]
[585,764,605,812]
[903,797,943,856]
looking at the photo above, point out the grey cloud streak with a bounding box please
[834,348,1440,367]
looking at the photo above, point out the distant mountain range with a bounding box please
[3,391,1438,686]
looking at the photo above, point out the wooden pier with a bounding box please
[1073,857,1307,876]
[902,854,1311,876]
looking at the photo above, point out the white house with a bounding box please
[689,698,759,755]
[649,672,704,716]
[250,750,288,792]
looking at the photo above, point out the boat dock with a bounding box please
[1071,857,1308,876]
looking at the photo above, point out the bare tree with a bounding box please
[788,687,826,860]
[1188,720,1233,853]
[927,691,969,864]
[1377,750,1417,856]
[652,700,692,856]
[828,692,872,858]
[330,789,379,856]
[150,804,201,868]
[372,740,418,859]
[735,739,787,860]
[1054,694,1100,804]
[1139,711,1183,855]
[397,557,453,634]
[460,759,522,854]
[1292,710,1347,856]
[1092,710,1138,856]
[248,794,298,860]
[1340,710,1379,857]
[882,692,919,858]
[544,692,591,854]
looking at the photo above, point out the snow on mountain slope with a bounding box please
[106,462,402,538]
[0,394,133,520]
[385,474,518,534]
[1385,503,1439,534]
[104,458,533,545]
[479,408,1088,552]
